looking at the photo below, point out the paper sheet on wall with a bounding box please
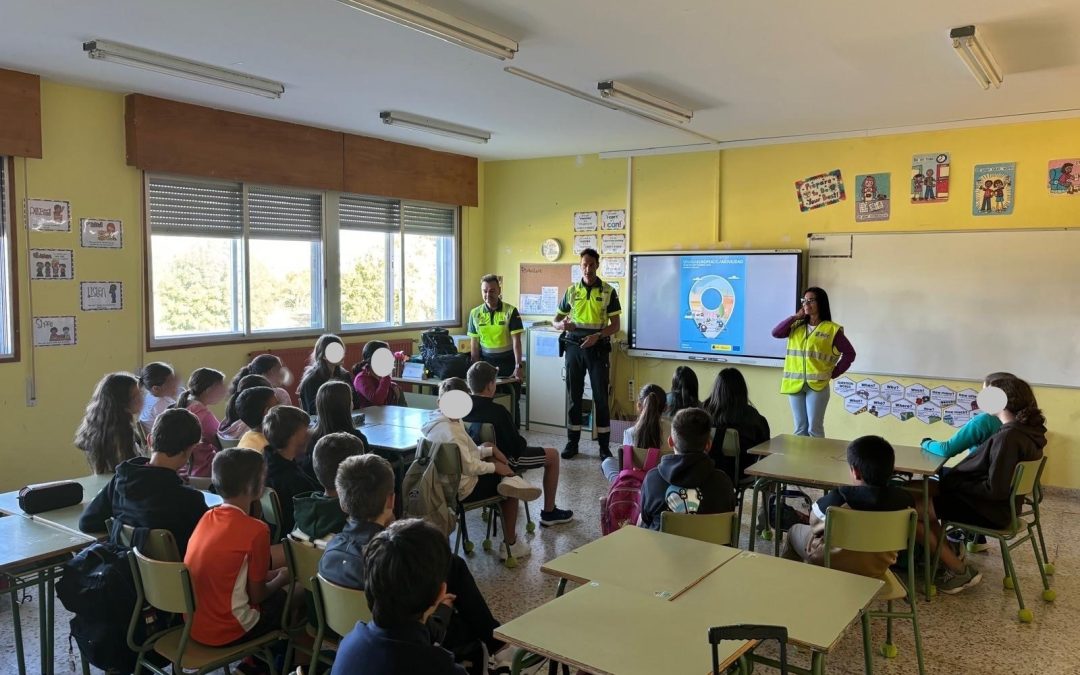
[574,211,598,232]
[600,256,626,278]
[573,234,597,255]
[571,267,583,284]
[601,232,626,255]
[534,333,560,357]
[832,376,971,425]
[601,210,626,231]
[520,294,543,314]
[540,286,559,314]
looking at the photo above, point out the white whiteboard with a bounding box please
[808,230,1080,388]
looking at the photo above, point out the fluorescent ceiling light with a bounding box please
[380,111,491,144]
[335,0,517,60]
[83,40,284,99]
[504,67,718,143]
[598,80,693,124]
[950,25,1002,90]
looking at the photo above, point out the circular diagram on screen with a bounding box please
[688,275,735,339]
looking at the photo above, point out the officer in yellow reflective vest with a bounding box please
[468,274,525,424]
[771,287,855,437]
[554,248,621,459]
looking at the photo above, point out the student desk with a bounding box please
[393,374,517,394]
[746,435,945,600]
[1,515,97,675]
[362,424,421,457]
[677,551,883,675]
[356,404,430,429]
[540,524,740,599]
[494,580,752,675]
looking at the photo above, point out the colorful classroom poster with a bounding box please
[881,380,904,400]
[1047,159,1078,195]
[930,385,957,407]
[855,378,879,398]
[844,395,868,415]
[573,211,598,232]
[956,388,979,411]
[600,210,626,231]
[678,255,746,354]
[916,401,942,425]
[973,162,1016,215]
[911,153,950,203]
[28,199,71,232]
[905,383,930,405]
[80,218,123,249]
[943,404,971,429]
[867,396,890,418]
[891,399,915,421]
[855,173,890,222]
[30,249,74,280]
[33,316,76,346]
[796,170,845,212]
[80,281,123,311]
[573,234,597,255]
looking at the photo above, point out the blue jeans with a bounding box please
[788,384,830,437]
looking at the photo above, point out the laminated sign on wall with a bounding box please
[833,376,980,428]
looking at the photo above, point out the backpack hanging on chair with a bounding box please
[600,445,661,535]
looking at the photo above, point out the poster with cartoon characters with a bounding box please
[30,249,74,280]
[855,173,890,222]
[80,281,123,311]
[27,199,71,232]
[973,163,1016,216]
[911,153,950,203]
[80,218,123,249]
[1048,159,1078,195]
[33,316,77,347]
[796,170,845,212]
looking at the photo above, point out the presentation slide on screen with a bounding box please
[630,252,799,362]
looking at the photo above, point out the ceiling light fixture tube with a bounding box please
[949,25,1002,90]
[380,110,491,144]
[598,80,693,123]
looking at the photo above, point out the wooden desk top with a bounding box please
[495,581,749,675]
[357,405,431,429]
[362,424,421,453]
[677,551,883,653]
[746,453,856,489]
[748,435,945,476]
[393,375,517,387]
[541,525,741,600]
[0,516,96,571]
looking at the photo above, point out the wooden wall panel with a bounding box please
[125,94,344,191]
[0,69,42,158]
[344,134,478,207]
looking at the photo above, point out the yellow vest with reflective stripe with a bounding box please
[468,302,518,354]
[564,280,615,332]
[780,320,842,394]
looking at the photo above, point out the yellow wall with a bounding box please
[484,118,1080,488]
[0,80,483,491]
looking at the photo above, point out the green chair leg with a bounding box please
[999,539,1031,622]
[882,601,898,658]
[1028,525,1056,602]
[861,610,874,674]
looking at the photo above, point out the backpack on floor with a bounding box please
[757,489,812,533]
[600,445,661,535]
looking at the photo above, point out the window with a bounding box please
[0,158,13,359]
[147,174,458,346]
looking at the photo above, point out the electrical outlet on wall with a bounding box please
[627,379,635,401]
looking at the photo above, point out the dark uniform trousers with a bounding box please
[564,337,611,452]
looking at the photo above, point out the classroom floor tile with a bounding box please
[3,429,1080,674]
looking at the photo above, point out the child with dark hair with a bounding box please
[305,380,370,480]
[74,372,147,474]
[333,519,465,675]
[639,408,735,530]
[667,366,700,417]
[186,448,289,647]
[322,456,505,671]
[296,333,360,414]
[703,367,771,482]
[601,383,671,483]
[292,432,363,544]
[263,405,319,535]
[351,340,404,407]
[219,374,273,440]
[176,368,227,477]
[235,386,279,451]
[138,362,180,435]
[79,408,209,555]
[782,436,915,578]
[231,353,293,407]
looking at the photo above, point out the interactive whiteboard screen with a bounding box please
[628,251,802,367]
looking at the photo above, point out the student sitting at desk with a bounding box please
[263,405,319,535]
[929,375,1046,594]
[74,371,147,474]
[666,365,701,417]
[235,386,279,451]
[639,408,735,530]
[703,368,771,483]
[79,408,209,556]
[297,333,361,414]
[781,436,915,579]
[293,432,363,545]
[351,340,404,407]
[219,374,273,440]
[921,371,1014,458]
[601,383,672,483]
[305,380,370,482]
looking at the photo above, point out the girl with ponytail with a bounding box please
[177,368,227,476]
[230,354,292,407]
[601,384,672,482]
[218,374,273,439]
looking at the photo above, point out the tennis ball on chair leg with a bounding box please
[1018,608,1033,623]
[464,541,475,555]
[881,643,898,659]
[1042,589,1057,602]
[1044,563,1056,576]
[1003,576,1015,590]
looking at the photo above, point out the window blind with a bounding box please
[0,159,6,238]
[339,195,400,233]
[148,177,242,237]
[403,203,455,236]
[248,187,322,240]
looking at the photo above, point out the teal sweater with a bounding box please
[921,412,1002,458]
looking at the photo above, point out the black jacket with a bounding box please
[297,367,361,415]
[332,621,466,675]
[463,395,526,458]
[78,457,208,557]
[266,451,320,535]
[709,407,771,483]
[639,452,735,530]
[941,421,1046,528]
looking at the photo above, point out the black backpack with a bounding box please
[420,328,470,379]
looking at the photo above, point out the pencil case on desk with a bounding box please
[18,480,83,514]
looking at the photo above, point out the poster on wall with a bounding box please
[1048,159,1078,195]
[30,249,74,280]
[28,199,71,232]
[573,211,598,232]
[854,173,890,222]
[573,234,598,255]
[80,281,123,311]
[600,209,626,231]
[795,170,845,212]
[33,315,77,347]
[911,153,950,203]
[973,162,1016,216]
[600,256,626,278]
[601,232,627,255]
[834,377,960,424]
[80,218,123,249]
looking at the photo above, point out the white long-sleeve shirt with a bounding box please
[421,412,495,500]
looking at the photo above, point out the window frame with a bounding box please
[0,157,19,363]
[144,173,461,350]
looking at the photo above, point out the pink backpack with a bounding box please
[600,445,662,535]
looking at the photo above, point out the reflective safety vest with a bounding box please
[467,302,522,355]
[560,280,619,334]
[780,320,842,394]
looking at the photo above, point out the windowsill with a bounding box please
[147,320,461,351]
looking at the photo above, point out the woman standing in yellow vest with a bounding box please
[771,287,856,437]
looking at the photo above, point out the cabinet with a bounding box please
[526,327,595,438]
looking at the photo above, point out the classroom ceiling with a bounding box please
[3,0,1080,160]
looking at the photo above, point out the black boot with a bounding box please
[561,441,579,459]
[597,432,612,460]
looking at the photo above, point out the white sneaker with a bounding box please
[498,538,532,562]
[497,475,541,502]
